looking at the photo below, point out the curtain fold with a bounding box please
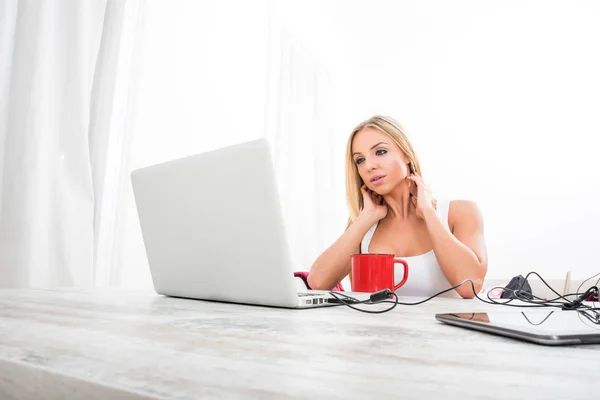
[264,25,337,272]
[0,0,144,288]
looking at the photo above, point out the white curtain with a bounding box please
[264,23,339,273]
[0,0,145,288]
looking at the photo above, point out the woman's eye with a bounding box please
[376,149,387,156]
[355,157,364,165]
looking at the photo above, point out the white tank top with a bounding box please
[360,199,461,298]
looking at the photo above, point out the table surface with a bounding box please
[0,288,598,399]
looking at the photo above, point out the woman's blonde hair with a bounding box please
[345,115,429,229]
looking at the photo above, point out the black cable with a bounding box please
[508,271,579,304]
[328,290,399,314]
[482,271,599,310]
[593,276,600,308]
[327,270,599,314]
[485,287,598,309]
[486,286,570,306]
[576,272,600,297]
[521,311,554,326]
[561,286,599,310]
[577,309,600,328]
[571,273,600,325]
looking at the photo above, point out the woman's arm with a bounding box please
[309,185,387,290]
[422,200,488,298]
[307,215,375,290]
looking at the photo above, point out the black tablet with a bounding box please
[435,310,600,345]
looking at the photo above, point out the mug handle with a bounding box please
[393,258,409,291]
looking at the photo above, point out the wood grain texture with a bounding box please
[0,288,597,399]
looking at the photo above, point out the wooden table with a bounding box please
[0,288,597,399]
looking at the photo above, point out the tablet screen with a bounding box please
[437,309,600,337]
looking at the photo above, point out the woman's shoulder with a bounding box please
[448,199,482,214]
[447,199,484,231]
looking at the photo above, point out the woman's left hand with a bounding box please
[407,174,435,219]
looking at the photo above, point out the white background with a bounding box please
[122,0,600,289]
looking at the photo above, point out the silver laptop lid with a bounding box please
[131,139,301,307]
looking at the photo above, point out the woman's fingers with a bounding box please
[407,175,426,195]
[406,175,419,184]
[361,185,371,199]
[361,185,387,207]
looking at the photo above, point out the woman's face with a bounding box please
[351,127,410,194]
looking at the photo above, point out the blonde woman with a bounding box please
[307,115,488,298]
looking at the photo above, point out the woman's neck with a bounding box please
[382,182,416,221]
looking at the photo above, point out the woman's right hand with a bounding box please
[359,185,388,223]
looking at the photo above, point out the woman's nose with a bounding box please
[365,158,378,171]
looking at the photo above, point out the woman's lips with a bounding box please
[370,175,387,185]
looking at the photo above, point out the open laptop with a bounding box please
[131,138,368,308]
[436,310,600,345]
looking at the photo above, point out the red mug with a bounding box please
[350,253,409,293]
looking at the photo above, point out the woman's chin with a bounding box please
[373,187,390,196]
[376,182,403,196]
